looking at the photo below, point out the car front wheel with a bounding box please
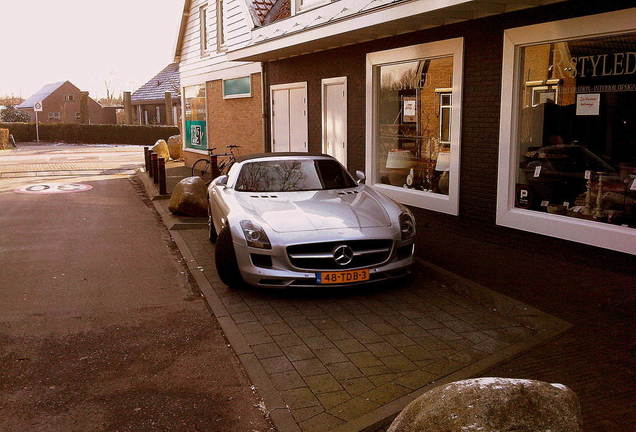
[215,226,243,288]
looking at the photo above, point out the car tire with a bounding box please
[207,202,217,243]
[215,226,243,288]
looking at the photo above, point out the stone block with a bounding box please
[388,378,582,432]
[167,135,183,160]
[168,176,208,217]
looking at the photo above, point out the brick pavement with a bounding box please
[178,229,567,432]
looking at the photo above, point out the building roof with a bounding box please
[248,0,289,25]
[131,63,181,104]
[17,81,66,109]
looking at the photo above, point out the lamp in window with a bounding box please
[435,151,450,195]
[386,149,415,186]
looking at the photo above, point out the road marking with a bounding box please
[14,183,93,194]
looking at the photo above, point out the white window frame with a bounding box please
[216,0,226,52]
[200,5,209,56]
[496,8,636,255]
[156,106,161,124]
[321,76,347,167]
[294,0,330,14]
[437,90,452,147]
[222,76,252,99]
[365,37,464,215]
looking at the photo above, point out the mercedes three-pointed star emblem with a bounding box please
[333,245,354,266]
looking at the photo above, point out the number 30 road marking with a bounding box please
[14,183,93,194]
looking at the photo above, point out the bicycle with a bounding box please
[191,145,241,183]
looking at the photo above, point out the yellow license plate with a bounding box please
[318,269,370,284]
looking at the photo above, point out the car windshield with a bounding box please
[235,159,357,192]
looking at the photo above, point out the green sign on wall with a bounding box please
[185,120,207,150]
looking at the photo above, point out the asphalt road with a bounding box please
[0,144,272,432]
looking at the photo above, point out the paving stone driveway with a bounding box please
[177,229,567,432]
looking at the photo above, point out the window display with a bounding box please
[514,33,636,229]
[375,57,453,195]
[183,84,207,150]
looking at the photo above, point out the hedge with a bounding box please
[0,122,180,146]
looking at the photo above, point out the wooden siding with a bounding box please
[179,0,255,82]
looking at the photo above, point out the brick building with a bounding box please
[223,0,635,299]
[130,63,181,126]
[173,0,267,168]
[16,81,115,124]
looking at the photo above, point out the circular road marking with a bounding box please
[14,183,93,195]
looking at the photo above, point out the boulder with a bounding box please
[151,139,170,161]
[388,378,582,432]
[0,128,9,150]
[167,135,183,160]
[168,176,208,217]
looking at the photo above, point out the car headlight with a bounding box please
[240,220,272,249]
[399,212,416,240]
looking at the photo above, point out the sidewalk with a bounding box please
[137,170,572,432]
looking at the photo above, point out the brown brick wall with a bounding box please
[184,73,264,168]
[206,73,264,157]
[265,0,636,299]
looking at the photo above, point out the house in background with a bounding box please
[130,63,181,126]
[173,0,265,168]
[16,81,115,124]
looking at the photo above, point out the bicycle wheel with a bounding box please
[192,159,212,182]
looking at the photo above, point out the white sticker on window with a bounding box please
[584,170,591,180]
[540,200,549,207]
[533,166,542,177]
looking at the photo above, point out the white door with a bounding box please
[271,83,308,152]
[322,77,347,166]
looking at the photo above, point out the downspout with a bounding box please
[261,61,271,152]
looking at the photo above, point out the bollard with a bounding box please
[158,158,167,195]
[149,151,155,179]
[210,155,221,179]
[144,147,150,173]
[151,153,159,184]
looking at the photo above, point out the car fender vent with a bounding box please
[337,190,359,196]
[250,195,279,198]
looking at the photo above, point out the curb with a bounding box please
[170,230,300,432]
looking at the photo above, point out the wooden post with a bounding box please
[158,158,167,195]
[123,92,133,125]
[164,92,173,125]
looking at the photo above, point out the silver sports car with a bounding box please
[207,153,415,288]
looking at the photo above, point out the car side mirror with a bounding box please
[215,175,228,188]
[355,170,366,184]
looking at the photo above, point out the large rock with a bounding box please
[168,176,208,217]
[151,139,170,161]
[388,378,582,432]
[0,128,9,150]
[167,135,183,160]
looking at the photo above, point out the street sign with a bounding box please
[33,101,43,112]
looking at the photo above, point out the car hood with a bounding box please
[235,189,391,233]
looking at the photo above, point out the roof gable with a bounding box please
[132,63,181,103]
[17,81,66,108]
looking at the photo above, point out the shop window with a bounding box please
[497,9,636,254]
[223,76,251,99]
[48,112,60,120]
[366,38,463,215]
[183,84,207,151]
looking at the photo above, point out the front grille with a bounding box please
[287,239,393,270]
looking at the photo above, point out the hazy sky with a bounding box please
[1,0,184,100]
